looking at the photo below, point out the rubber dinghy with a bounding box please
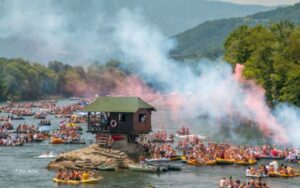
[268,172,300,178]
[53,177,103,184]
[128,164,167,173]
[246,174,269,178]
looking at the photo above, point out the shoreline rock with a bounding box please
[47,144,135,170]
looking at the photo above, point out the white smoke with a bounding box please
[0,0,299,146]
[113,9,300,146]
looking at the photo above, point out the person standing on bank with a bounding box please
[107,135,113,153]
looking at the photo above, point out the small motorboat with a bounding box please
[128,164,167,173]
[146,158,171,163]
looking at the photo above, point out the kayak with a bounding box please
[128,164,167,173]
[50,138,65,144]
[216,158,235,165]
[53,177,103,184]
[98,165,115,171]
[235,160,257,166]
[268,172,300,178]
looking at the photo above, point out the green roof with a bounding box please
[84,96,156,113]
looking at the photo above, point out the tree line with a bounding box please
[0,58,127,101]
[224,21,300,106]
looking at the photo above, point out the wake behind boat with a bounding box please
[37,152,57,159]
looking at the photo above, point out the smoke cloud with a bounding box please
[112,9,299,146]
[0,1,299,146]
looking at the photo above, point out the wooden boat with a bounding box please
[216,158,235,165]
[53,177,103,184]
[146,158,170,163]
[235,160,257,166]
[128,164,167,173]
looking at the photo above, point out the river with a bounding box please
[0,99,299,188]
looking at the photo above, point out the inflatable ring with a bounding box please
[110,120,117,128]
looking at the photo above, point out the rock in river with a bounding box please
[47,144,134,170]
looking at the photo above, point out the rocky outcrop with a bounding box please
[47,144,134,170]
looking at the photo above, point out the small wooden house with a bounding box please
[84,96,156,136]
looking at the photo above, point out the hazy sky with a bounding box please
[213,0,300,6]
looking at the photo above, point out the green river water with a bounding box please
[0,99,299,188]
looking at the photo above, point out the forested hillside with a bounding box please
[224,22,300,106]
[171,3,300,60]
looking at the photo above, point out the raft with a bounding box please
[216,158,235,165]
[170,156,181,161]
[268,172,300,178]
[187,159,217,166]
[128,164,167,173]
[187,159,201,166]
[53,177,103,184]
[50,138,65,144]
[234,160,257,166]
[206,160,217,166]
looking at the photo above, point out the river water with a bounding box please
[0,99,299,188]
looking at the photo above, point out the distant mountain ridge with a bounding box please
[171,2,300,60]
[128,0,274,36]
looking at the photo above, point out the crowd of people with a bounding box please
[149,129,174,142]
[51,123,84,144]
[219,177,269,188]
[149,144,178,159]
[56,169,97,181]
[246,161,298,177]
[176,126,190,135]
[16,124,38,133]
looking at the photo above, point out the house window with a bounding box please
[139,114,146,123]
[119,113,126,122]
